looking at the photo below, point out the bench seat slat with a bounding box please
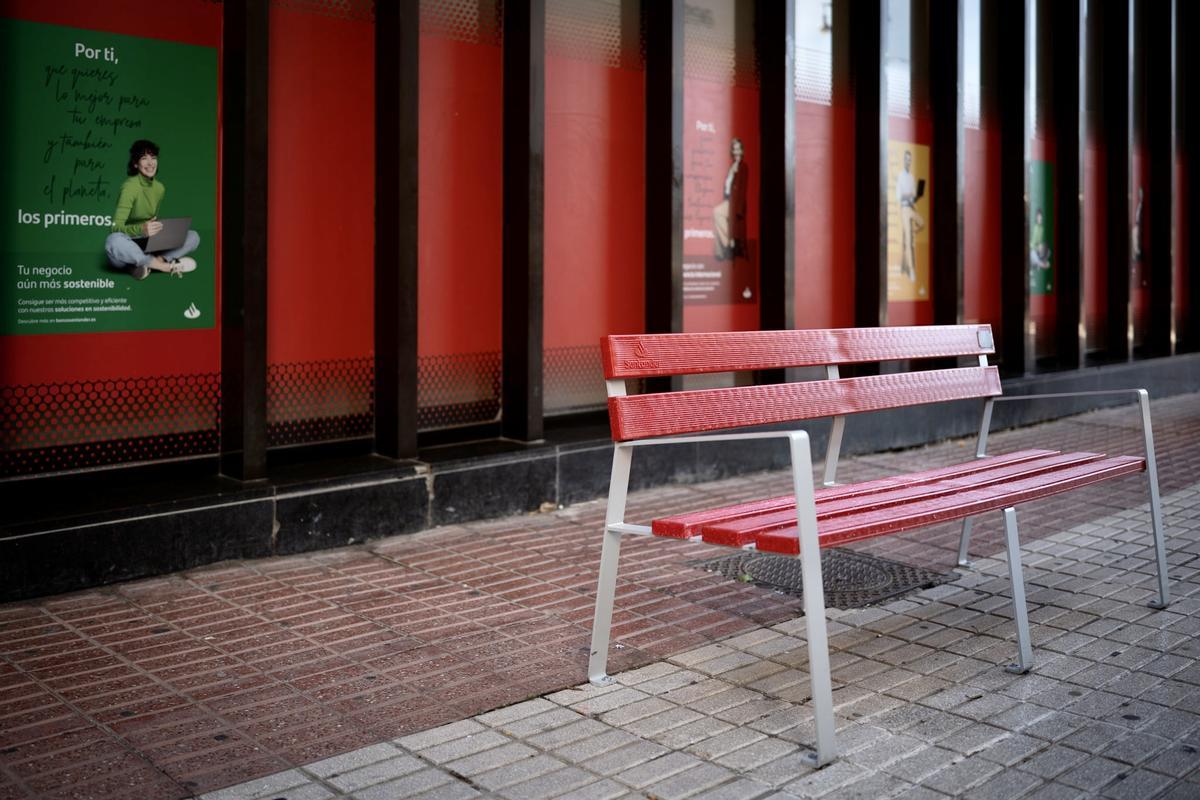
[651,449,1059,539]
[752,455,1146,555]
[603,325,995,379]
[699,452,1108,547]
[610,367,1001,442]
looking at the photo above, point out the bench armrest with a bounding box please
[972,390,1161,539]
[974,388,1149,458]
[609,430,817,535]
[617,430,810,448]
[990,388,1147,404]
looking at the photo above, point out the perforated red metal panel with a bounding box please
[421,0,503,45]
[546,0,642,69]
[544,345,606,415]
[608,366,1002,442]
[683,0,758,87]
[266,358,375,447]
[0,374,220,477]
[417,351,502,430]
[271,0,374,21]
[603,325,996,379]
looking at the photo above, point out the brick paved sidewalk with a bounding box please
[1,395,1198,799]
[199,480,1200,800]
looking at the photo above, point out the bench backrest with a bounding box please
[602,325,1000,442]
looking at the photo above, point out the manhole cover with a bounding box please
[690,548,955,609]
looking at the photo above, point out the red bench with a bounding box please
[587,325,1170,767]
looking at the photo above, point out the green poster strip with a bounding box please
[0,19,217,335]
[1029,160,1054,296]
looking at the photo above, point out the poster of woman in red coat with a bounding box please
[713,137,748,261]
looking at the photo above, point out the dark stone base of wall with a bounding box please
[4,353,1199,602]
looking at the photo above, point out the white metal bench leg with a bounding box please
[789,433,837,767]
[958,397,995,570]
[1137,390,1171,609]
[957,518,974,568]
[1001,507,1034,674]
[588,445,633,685]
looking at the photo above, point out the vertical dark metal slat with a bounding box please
[501,0,545,441]
[930,0,964,328]
[756,0,795,385]
[220,0,269,481]
[1146,0,1177,357]
[1104,0,1133,362]
[644,0,684,340]
[374,0,419,458]
[996,0,1031,377]
[847,0,887,330]
[643,0,683,394]
[1184,0,1200,353]
[1054,0,1085,369]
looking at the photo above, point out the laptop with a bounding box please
[915,179,926,202]
[143,217,192,253]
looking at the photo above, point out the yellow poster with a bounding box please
[886,141,931,302]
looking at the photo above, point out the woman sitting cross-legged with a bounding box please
[104,138,200,280]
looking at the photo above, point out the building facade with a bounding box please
[1,0,1197,599]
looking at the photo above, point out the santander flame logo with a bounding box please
[624,340,657,370]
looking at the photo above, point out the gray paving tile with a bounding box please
[327,754,426,792]
[549,778,632,800]
[1099,769,1174,800]
[615,750,704,789]
[407,781,482,800]
[477,698,559,727]
[742,751,819,789]
[643,762,736,800]
[963,769,1043,800]
[305,743,407,779]
[352,768,458,800]
[883,747,960,784]
[1058,757,1129,792]
[397,720,488,752]
[198,770,310,800]
[586,739,672,776]
[420,730,511,764]
[497,765,596,800]
[444,741,538,777]
[555,728,642,762]
[781,759,866,798]
[922,753,1004,795]
[472,753,566,791]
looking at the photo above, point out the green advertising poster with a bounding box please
[1029,160,1054,296]
[0,19,217,335]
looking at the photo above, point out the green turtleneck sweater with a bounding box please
[111,174,166,237]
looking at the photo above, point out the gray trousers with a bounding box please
[105,230,200,270]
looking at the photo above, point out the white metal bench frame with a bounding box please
[588,365,1172,768]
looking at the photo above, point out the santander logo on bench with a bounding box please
[622,341,658,371]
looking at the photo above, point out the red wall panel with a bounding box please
[543,55,644,348]
[963,125,1001,329]
[793,99,855,329]
[266,7,374,365]
[417,36,502,360]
